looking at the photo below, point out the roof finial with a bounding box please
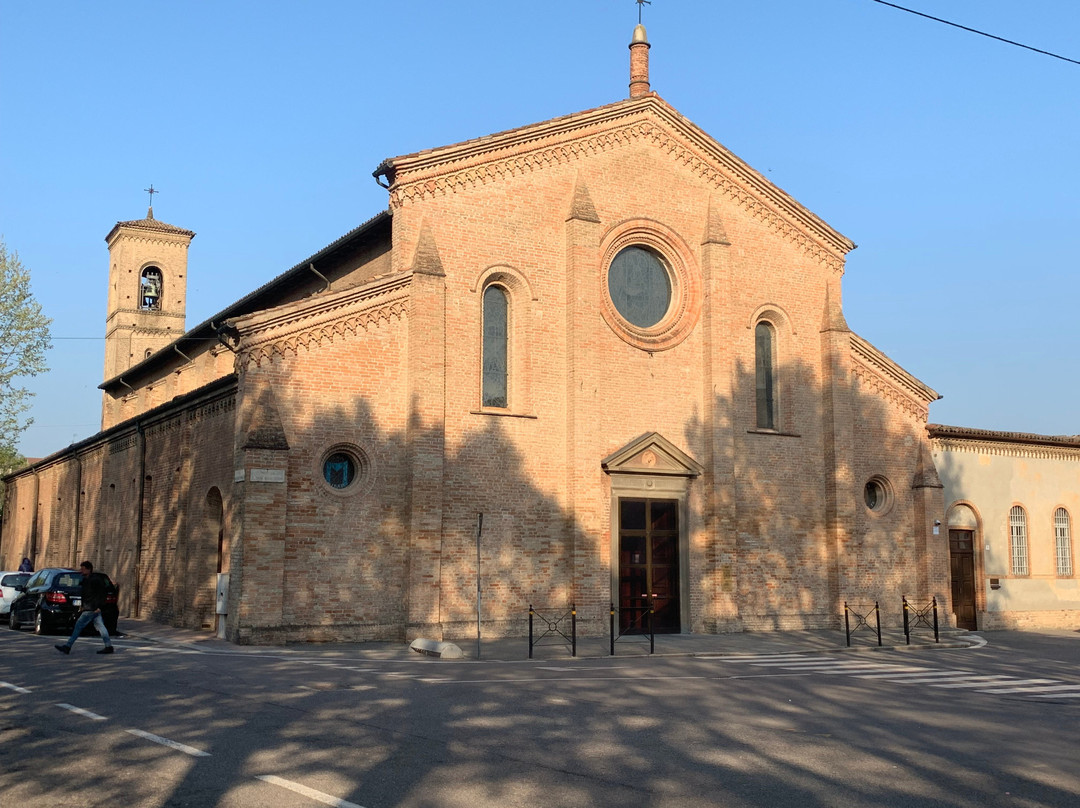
[629,3,652,98]
[144,184,158,219]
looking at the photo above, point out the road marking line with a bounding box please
[761,663,905,671]
[974,682,1073,694]
[57,703,107,721]
[428,675,708,685]
[877,674,994,684]
[712,655,829,662]
[972,679,1059,693]
[257,775,366,808]
[727,657,837,664]
[0,682,31,694]
[1028,691,1080,699]
[929,677,1015,688]
[126,729,210,757]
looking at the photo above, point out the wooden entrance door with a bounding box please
[949,529,977,630]
[618,498,680,633]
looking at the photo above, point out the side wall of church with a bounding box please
[228,300,411,643]
[849,376,948,626]
[0,392,236,632]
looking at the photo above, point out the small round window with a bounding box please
[317,445,374,498]
[607,246,672,328]
[864,477,892,512]
[324,452,356,489]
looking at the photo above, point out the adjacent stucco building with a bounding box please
[931,425,1080,630]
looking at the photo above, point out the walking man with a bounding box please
[55,562,113,655]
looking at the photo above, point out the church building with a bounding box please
[3,26,961,643]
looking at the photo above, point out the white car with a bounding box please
[0,571,32,616]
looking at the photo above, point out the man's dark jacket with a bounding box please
[81,572,110,612]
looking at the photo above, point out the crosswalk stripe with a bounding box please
[929,677,1016,688]
[719,655,833,663]
[877,674,994,684]
[974,681,1072,694]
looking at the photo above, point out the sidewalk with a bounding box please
[114,617,979,662]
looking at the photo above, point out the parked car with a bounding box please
[0,571,32,617]
[7,568,82,634]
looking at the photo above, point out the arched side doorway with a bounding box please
[602,433,702,634]
[947,502,980,630]
[205,488,226,635]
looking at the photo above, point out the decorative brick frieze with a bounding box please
[932,438,1080,462]
[388,99,851,272]
[235,276,410,369]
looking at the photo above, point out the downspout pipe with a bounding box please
[72,454,82,564]
[134,420,146,617]
[30,470,40,565]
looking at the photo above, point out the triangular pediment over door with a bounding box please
[601,432,703,478]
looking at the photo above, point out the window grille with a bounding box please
[754,321,776,430]
[1055,508,1073,577]
[482,285,509,408]
[1010,506,1029,576]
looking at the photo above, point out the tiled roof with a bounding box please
[928,424,1080,448]
[105,208,195,241]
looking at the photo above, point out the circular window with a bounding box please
[864,477,893,513]
[318,445,371,497]
[607,247,672,328]
[599,221,701,352]
[324,452,356,489]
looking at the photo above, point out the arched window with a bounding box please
[141,267,163,311]
[1055,508,1073,577]
[482,285,509,408]
[754,321,776,430]
[1010,506,1029,576]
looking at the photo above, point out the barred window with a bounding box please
[755,321,776,430]
[482,285,509,408]
[1055,508,1073,577]
[1010,506,1029,576]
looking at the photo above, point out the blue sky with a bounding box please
[2,0,1077,458]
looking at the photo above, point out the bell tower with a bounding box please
[103,205,194,382]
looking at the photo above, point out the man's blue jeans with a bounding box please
[64,610,111,648]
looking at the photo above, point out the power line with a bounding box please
[870,0,1080,67]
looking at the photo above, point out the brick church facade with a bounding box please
[2,26,956,643]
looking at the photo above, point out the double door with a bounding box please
[618,498,680,633]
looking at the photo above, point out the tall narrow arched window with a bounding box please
[1010,506,1029,576]
[482,285,509,408]
[141,267,163,311]
[1055,508,1073,577]
[754,321,776,430]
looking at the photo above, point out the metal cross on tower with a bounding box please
[144,184,159,207]
[636,0,651,24]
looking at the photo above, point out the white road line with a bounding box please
[710,655,827,662]
[929,677,1016,688]
[0,681,31,694]
[57,703,107,721]
[429,675,708,685]
[125,729,210,757]
[744,660,840,667]
[974,681,1072,694]
[257,775,366,808]
[761,665,910,675]
[761,663,907,671]
[1028,691,1080,699]
[876,674,993,684]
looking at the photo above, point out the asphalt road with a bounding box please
[2,628,1080,808]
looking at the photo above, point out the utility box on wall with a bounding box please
[216,573,230,615]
